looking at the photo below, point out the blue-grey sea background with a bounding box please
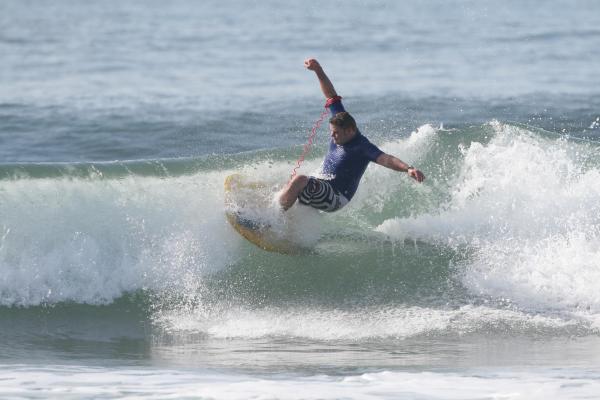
[2,1,600,398]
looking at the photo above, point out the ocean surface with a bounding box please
[2,0,600,398]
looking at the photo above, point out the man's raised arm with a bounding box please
[304,58,338,99]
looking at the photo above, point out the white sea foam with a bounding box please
[0,171,226,305]
[155,304,593,340]
[1,364,599,400]
[377,121,600,316]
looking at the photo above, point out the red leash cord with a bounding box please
[289,96,341,181]
[289,108,329,181]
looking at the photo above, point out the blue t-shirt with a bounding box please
[318,99,383,200]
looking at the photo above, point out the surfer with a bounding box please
[279,58,425,212]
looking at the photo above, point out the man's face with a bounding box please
[330,124,355,145]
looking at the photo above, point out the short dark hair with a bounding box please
[329,112,357,131]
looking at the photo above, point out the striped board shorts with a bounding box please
[298,177,349,212]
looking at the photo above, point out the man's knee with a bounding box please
[280,175,309,210]
[290,174,309,190]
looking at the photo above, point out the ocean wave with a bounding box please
[2,121,600,342]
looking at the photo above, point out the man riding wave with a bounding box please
[279,58,425,211]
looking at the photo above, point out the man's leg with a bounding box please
[279,175,309,210]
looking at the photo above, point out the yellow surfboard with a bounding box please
[224,174,303,254]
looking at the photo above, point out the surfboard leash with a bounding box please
[289,108,328,180]
[289,96,341,181]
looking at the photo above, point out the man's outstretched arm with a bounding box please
[305,58,338,99]
[376,153,425,183]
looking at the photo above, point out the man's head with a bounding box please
[329,112,357,145]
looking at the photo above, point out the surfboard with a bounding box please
[224,174,303,254]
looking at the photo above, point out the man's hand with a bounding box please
[305,58,337,98]
[408,167,425,183]
[304,58,322,71]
